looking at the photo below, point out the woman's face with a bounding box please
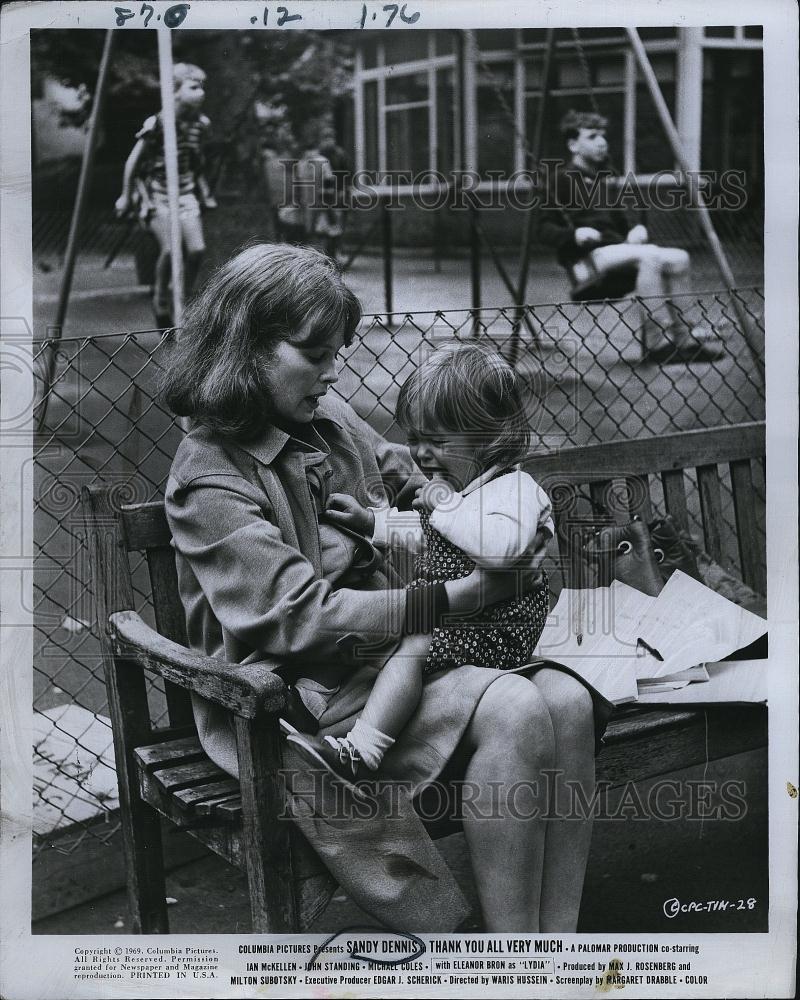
[264,318,345,424]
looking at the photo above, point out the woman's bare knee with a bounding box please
[533,669,594,738]
[469,675,555,762]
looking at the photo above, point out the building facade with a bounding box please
[350,27,763,183]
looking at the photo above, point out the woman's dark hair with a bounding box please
[160,243,361,439]
[395,342,532,470]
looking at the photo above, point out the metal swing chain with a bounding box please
[570,28,602,117]
[472,29,611,167]
[569,28,620,176]
[472,39,540,168]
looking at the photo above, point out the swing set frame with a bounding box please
[36,26,764,435]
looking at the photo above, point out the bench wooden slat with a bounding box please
[696,463,725,563]
[173,778,241,811]
[213,798,243,821]
[597,705,766,788]
[730,459,766,595]
[151,758,230,793]
[661,469,690,533]
[134,736,206,774]
[197,794,243,820]
[527,422,765,482]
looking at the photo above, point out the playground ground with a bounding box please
[33,243,764,332]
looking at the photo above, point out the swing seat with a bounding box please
[569,263,639,303]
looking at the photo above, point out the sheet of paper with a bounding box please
[637,679,693,694]
[637,664,710,685]
[533,587,641,704]
[635,661,768,705]
[637,571,768,677]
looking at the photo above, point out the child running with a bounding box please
[285,342,554,786]
[115,62,216,328]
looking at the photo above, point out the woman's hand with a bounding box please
[114,194,130,218]
[324,492,375,536]
[444,528,549,613]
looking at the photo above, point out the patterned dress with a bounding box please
[409,510,550,676]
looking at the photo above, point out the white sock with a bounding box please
[345,718,395,771]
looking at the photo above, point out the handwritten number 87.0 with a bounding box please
[115,3,190,27]
[360,4,421,28]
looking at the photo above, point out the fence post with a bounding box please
[381,198,393,324]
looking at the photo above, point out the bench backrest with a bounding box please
[83,419,765,727]
[525,421,766,594]
[82,486,194,729]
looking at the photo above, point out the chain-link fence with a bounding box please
[32,286,765,868]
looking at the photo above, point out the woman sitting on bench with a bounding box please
[161,243,613,932]
[539,109,723,365]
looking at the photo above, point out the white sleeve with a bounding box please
[429,472,553,567]
[371,505,425,557]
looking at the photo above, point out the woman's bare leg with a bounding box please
[460,674,556,932]
[530,668,596,932]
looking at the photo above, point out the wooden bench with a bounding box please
[80,420,767,934]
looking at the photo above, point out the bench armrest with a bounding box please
[109,610,288,720]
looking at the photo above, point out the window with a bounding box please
[436,68,456,171]
[434,32,454,55]
[701,50,763,183]
[385,73,427,105]
[474,29,516,52]
[635,54,676,172]
[637,28,678,40]
[361,38,378,69]
[386,106,430,174]
[476,61,515,174]
[383,33,429,64]
[353,31,698,178]
[521,29,547,45]
[363,80,378,172]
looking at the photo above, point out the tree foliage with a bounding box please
[31,28,354,161]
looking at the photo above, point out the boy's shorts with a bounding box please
[150,191,202,219]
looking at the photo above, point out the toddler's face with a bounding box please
[407,423,481,491]
[176,77,206,109]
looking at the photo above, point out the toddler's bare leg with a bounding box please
[359,633,431,737]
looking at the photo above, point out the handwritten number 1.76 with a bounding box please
[360,4,421,28]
